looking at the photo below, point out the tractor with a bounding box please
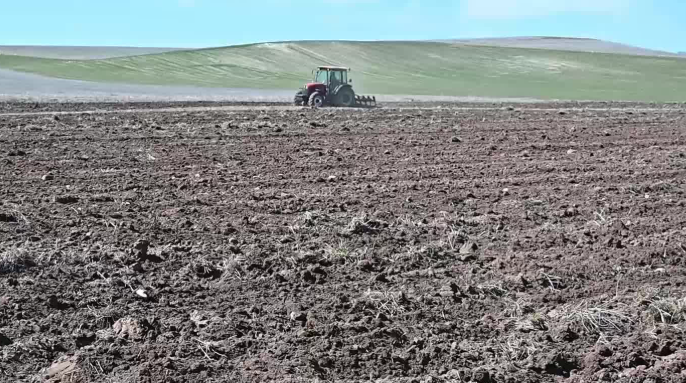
[294,66,376,108]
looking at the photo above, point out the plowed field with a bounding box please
[2,102,686,382]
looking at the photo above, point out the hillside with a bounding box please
[1,41,686,102]
[435,37,682,58]
[0,46,184,60]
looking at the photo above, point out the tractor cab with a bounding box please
[312,66,350,89]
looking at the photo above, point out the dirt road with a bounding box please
[1,102,686,382]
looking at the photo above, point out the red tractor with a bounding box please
[294,66,376,108]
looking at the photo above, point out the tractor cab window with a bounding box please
[330,71,342,85]
[315,70,328,84]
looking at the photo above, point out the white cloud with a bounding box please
[463,0,629,19]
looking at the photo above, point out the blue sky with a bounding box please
[1,0,684,52]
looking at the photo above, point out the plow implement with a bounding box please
[354,95,377,108]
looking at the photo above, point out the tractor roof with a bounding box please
[318,66,349,71]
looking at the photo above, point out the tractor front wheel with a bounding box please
[336,88,355,107]
[294,95,305,106]
[308,92,324,108]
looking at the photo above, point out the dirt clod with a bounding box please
[47,296,70,310]
[54,195,79,204]
[74,332,96,348]
[0,332,12,346]
[459,241,478,254]
[112,317,152,341]
[472,369,493,383]
[45,356,83,383]
[134,239,150,256]
[0,212,17,223]
[8,149,26,156]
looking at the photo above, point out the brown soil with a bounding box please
[1,102,686,382]
[1,100,684,114]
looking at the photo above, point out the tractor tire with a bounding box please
[335,88,355,107]
[308,92,324,108]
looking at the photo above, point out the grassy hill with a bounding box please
[1,41,686,102]
[0,46,184,60]
[435,37,682,58]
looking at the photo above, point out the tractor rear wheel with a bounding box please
[308,92,324,108]
[336,88,355,107]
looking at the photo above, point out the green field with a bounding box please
[1,41,686,101]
